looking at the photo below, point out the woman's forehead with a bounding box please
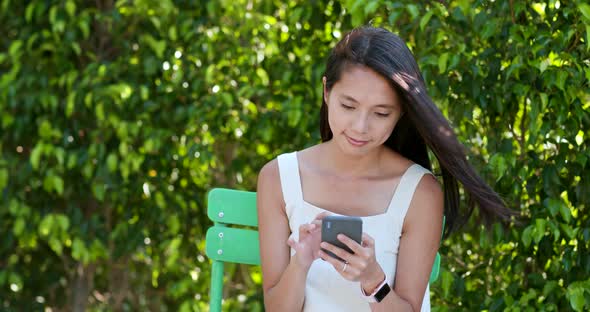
[333,65,399,107]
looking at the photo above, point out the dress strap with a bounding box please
[389,164,433,226]
[277,152,304,215]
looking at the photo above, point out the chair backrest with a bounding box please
[205,188,260,265]
[205,188,444,311]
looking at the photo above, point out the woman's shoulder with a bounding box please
[257,147,307,185]
[258,157,279,184]
[257,158,285,211]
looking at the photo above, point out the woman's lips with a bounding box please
[345,135,369,146]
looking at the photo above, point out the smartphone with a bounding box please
[321,215,363,262]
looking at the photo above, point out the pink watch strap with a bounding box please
[361,275,388,302]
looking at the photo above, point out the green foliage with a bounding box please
[0,0,588,311]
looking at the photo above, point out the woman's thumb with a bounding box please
[287,238,296,249]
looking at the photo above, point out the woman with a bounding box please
[256,26,513,312]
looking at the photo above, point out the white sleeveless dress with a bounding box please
[277,151,432,312]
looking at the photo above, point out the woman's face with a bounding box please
[324,65,403,156]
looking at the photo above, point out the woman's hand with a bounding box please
[287,212,331,270]
[318,232,385,291]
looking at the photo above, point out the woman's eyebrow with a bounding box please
[374,104,395,109]
[340,94,395,108]
[340,94,360,103]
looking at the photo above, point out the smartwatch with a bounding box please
[361,275,391,303]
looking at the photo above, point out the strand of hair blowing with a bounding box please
[394,70,515,234]
[320,27,516,236]
[375,29,515,235]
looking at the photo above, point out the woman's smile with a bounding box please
[345,134,369,147]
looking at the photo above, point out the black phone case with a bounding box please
[321,215,363,262]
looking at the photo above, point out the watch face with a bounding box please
[374,283,391,303]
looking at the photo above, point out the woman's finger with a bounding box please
[337,234,364,255]
[320,242,351,263]
[314,211,332,221]
[299,223,316,234]
[361,232,375,248]
[287,238,297,249]
[318,249,357,278]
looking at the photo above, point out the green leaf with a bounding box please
[71,42,81,56]
[547,220,560,242]
[406,4,419,19]
[25,2,35,23]
[78,19,90,39]
[534,219,546,244]
[532,3,546,18]
[420,10,434,31]
[93,183,105,201]
[30,143,43,170]
[555,70,567,91]
[53,175,64,195]
[1,111,14,127]
[13,218,25,236]
[89,240,107,261]
[364,1,379,15]
[49,237,63,255]
[560,223,576,239]
[522,225,533,247]
[438,53,449,73]
[540,92,548,110]
[9,199,19,216]
[72,238,89,263]
[169,26,177,41]
[560,203,572,223]
[39,215,54,237]
[543,281,558,297]
[567,285,586,311]
[39,120,53,139]
[107,153,118,172]
[65,1,76,17]
[9,40,22,57]
[66,92,76,117]
[544,198,560,217]
[488,153,507,181]
[0,168,7,190]
[142,34,166,58]
[96,103,105,121]
[256,68,269,86]
[351,10,364,26]
[441,269,453,298]
[56,215,70,231]
[579,4,590,21]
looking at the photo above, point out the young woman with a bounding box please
[256,26,513,312]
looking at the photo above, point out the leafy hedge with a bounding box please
[0,0,588,311]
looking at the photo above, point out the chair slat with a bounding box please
[429,253,441,283]
[205,226,260,265]
[207,188,258,227]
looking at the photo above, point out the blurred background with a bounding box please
[1,0,589,311]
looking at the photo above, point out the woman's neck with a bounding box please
[319,141,388,179]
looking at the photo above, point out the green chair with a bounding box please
[205,188,445,312]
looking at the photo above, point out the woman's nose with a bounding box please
[351,113,369,134]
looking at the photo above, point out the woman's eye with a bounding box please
[375,112,390,117]
[341,104,354,110]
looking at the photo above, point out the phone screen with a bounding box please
[321,215,363,262]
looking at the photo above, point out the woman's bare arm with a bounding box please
[257,159,310,311]
[370,174,444,311]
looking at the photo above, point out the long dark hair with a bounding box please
[320,27,515,236]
